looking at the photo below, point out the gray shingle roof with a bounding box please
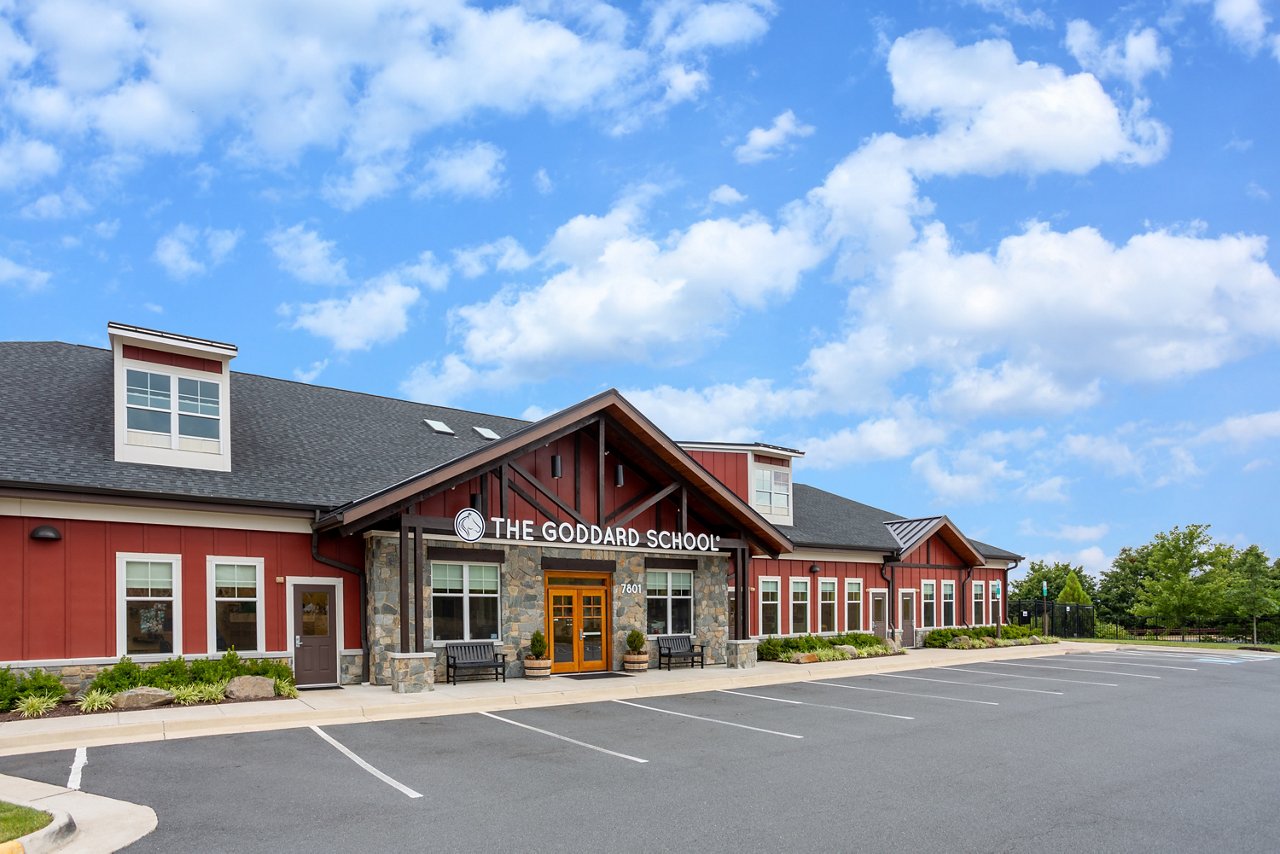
[0,342,529,509]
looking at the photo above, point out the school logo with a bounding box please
[453,507,486,543]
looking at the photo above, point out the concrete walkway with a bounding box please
[0,640,1109,851]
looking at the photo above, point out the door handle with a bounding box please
[295,635,302,648]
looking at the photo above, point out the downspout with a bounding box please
[312,513,370,683]
[998,558,1021,639]
[880,556,896,641]
[962,563,974,627]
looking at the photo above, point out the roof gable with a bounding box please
[885,515,986,566]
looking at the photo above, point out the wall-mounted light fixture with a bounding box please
[469,493,481,510]
[551,454,563,479]
[30,524,62,541]
[808,563,821,574]
[615,464,625,487]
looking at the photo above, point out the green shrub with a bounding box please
[813,647,852,662]
[16,693,58,718]
[826,632,883,649]
[275,679,299,699]
[244,658,294,684]
[0,667,17,712]
[756,633,899,661]
[923,626,1029,647]
[141,657,192,689]
[1000,623,1032,639]
[196,681,227,704]
[528,629,548,659]
[75,689,116,713]
[172,685,202,706]
[90,657,145,694]
[16,669,67,702]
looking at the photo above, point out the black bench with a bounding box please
[656,635,704,670]
[444,641,506,685]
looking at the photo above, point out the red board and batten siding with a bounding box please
[0,514,362,663]
[685,450,750,497]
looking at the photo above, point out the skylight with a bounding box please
[424,419,454,435]
[474,426,500,441]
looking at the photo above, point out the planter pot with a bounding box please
[524,658,552,679]
[622,653,649,672]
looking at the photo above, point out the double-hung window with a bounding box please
[431,562,499,641]
[990,581,1002,624]
[973,581,985,625]
[208,558,264,653]
[790,578,809,634]
[126,370,172,435]
[941,581,956,627]
[647,570,693,634]
[845,580,863,632]
[126,369,221,446]
[759,578,780,635]
[752,467,791,515]
[921,581,936,628]
[819,579,837,633]
[118,554,182,656]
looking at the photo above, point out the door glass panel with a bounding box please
[872,595,886,623]
[901,593,913,624]
[552,593,575,663]
[301,591,330,636]
[581,593,604,663]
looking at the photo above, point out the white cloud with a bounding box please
[734,109,815,164]
[1246,181,1270,200]
[659,63,708,104]
[0,255,51,290]
[932,362,1102,417]
[1243,458,1272,473]
[649,1,774,55]
[708,184,746,205]
[153,224,240,279]
[293,359,329,383]
[1022,475,1069,503]
[20,187,90,220]
[1152,445,1201,487]
[266,224,350,285]
[286,279,420,351]
[533,167,554,195]
[1063,433,1141,476]
[398,251,450,292]
[205,228,241,264]
[801,407,948,468]
[452,237,534,279]
[911,448,1020,502]
[143,302,163,314]
[0,134,60,190]
[1195,410,1280,446]
[417,141,505,199]
[93,219,120,239]
[1022,520,1110,541]
[1065,20,1171,88]
[965,0,1053,29]
[1029,546,1111,579]
[1213,0,1272,54]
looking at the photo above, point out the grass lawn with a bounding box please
[0,800,52,843]
[1070,636,1280,653]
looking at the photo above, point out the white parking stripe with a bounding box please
[612,699,804,739]
[480,712,648,764]
[878,673,1063,695]
[946,667,1118,687]
[718,689,914,720]
[806,680,999,706]
[990,661,1161,678]
[1070,655,1198,671]
[310,726,423,798]
[67,746,86,790]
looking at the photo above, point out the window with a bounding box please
[752,466,791,514]
[647,570,693,634]
[921,581,936,628]
[760,578,780,635]
[845,580,863,632]
[819,579,837,633]
[117,554,182,657]
[177,377,220,439]
[991,581,1002,623]
[973,581,985,625]
[941,581,955,627]
[431,562,499,641]
[125,368,221,444]
[208,558,264,653]
[728,588,737,639]
[790,578,809,634]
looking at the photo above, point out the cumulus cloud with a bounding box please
[623,380,807,443]
[1065,20,1172,88]
[533,167,554,194]
[734,109,814,164]
[0,134,60,190]
[1063,433,1141,477]
[801,407,948,468]
[1213,0,1273,54]
[417,141,505,199]
[266,224,350,285]
[153,224,241,280]
[911,448,1021,502]
[20,187,89,219]
[708,184,746,205]
[0,255,51,290]
[648,1,774,55]
[286,279,420,351]
[453,237,534,279]
[1194,410,1280,446]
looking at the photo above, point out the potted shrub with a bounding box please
[524,629,551,678]
[623,629,649,672]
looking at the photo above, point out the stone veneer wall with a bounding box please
[365,533,731,682]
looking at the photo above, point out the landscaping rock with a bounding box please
[884,637,902,653]
[225,675,276,700]
[113,686,174,710]
[834,645,860,658]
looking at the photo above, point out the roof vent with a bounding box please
[474,426,500,441]
[423,419,454,435]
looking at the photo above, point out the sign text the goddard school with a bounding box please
[490,517,721,553]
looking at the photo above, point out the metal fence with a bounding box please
[1091,620,1280,645]
[1006,600,1095,639]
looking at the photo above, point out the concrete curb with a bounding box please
[0,804,76,854]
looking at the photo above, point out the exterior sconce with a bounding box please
[30,525,62,541]
[551,454,562,479]
[615,464,625,487]
[808,563,821,574]
[469,493,481,510]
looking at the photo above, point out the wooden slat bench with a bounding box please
[656,635,704,670]
[444,641,506,685]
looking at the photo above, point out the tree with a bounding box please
[1224,545,1280,645]
[1010,561,1098,603]
[1057,570,1093,606]
[1097,544,1153,625]
[1133,524,1225,630]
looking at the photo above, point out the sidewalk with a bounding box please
[0,641,1107,852]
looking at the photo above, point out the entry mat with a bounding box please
[559,672,635,680]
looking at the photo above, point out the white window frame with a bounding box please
[899,588,916,628]
[430,561,502,642]
[921,580,936,629]
[206,556,266,654]
[749,454,793,525]
[789,577,810,635]
[845,579,863,632]
[116,552,183,660]
[990,580,1003,624]
[972,581,986,626]
[284,576,345,681]
[645,569,694,636]
[758,576,781,637]
[818,579,837,634]
[114,348,232,471]
[941,581,956,627]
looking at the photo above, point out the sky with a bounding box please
[2,0,1278,582]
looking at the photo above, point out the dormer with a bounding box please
[680,441,803,527]
[109,322,237,472]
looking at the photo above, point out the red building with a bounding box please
[1,323,1019,692]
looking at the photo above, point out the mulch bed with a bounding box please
[0,694,288,724]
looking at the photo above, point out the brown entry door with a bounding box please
[294,584,338,687]
[550,588,608,674]
[871,591,888,640]
[900,590,916,648]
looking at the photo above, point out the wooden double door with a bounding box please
[547,572,610,674]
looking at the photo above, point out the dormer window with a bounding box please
[754,467,790,514]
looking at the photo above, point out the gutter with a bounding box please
[311,513,370,683]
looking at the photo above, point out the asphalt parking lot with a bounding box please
[3,648,1278,853]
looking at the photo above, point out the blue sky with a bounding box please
[2,0,1278,579]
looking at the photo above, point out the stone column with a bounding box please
[725,639,759,668]
[388,651,436,693]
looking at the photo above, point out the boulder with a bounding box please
[225,675,276,700]
[833,645,860,658]
[113,686,175,710]
[790,652,820,664]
